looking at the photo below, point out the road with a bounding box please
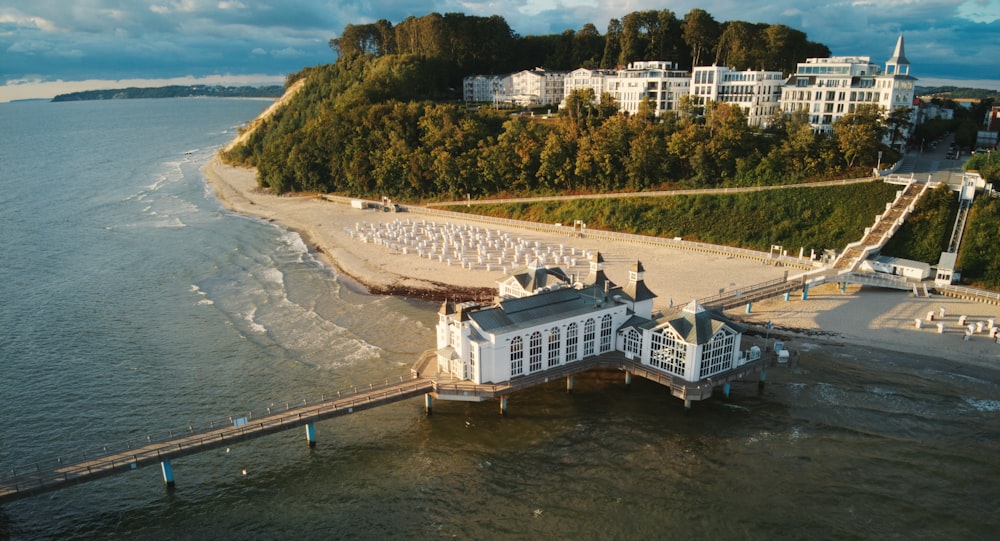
[893,133,972,188]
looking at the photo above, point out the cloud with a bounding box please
[0,0,996,101]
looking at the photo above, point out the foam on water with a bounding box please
[962,396,1000,412]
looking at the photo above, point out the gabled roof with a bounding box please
[619,314,659,331]
[656,300,740,345]
[500,259,569,293]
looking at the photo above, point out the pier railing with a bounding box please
[1,375,430,494]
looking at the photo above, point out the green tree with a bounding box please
[600,18,623,68]
[885,106,913,150]
[682,9,720,68]
[833,104,885,168]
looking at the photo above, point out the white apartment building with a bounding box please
[780,35,916,135]
[691,66,785,127]
[561,67,616,105]
[509,68,567,106]
[605,61,691,117]
[463,74,508,106]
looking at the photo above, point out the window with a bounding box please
[548,327,561,367]
[600,314,613,353]
[566,323,579,362]
[583,318,596,357]
[698,329,736,378]
[624,328,642,358]
[529,331,543,372]
[470,344,477,373]
[510,336,523,376]
[649,329,685,376]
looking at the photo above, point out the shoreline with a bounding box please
[202,156,1000,369]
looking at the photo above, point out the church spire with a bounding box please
[886,34,909,75]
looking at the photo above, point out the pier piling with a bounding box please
[160,460,174,488]
[305,423,316,447]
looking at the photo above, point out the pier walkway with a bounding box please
[1,348,770,505]
[0,378,433,504]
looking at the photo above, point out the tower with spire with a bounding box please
[885,34,910,76]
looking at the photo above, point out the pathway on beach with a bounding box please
[425,176,877,208]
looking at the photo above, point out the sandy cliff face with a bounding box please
[222,78,306,154]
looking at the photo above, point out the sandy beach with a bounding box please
[203,157,1000,368]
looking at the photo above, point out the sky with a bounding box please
[1,0,998,102]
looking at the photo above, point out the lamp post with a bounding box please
[877,150,883,172]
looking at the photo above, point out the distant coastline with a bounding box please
[51,84,284,102]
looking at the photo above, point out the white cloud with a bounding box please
[0,12,60,32]
[957,0,1000,23]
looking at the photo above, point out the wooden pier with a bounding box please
[0,350,769,505]
[0,378,433,504]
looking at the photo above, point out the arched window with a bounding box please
[649,329,685,376]
[698,328,736,379]
[548,327,561,367]
[624,328,642,358]
[583,318,596,357]
[566,323,579,362]
[510,336,523,376]
[600,314,613,352]
[529,331,543,372]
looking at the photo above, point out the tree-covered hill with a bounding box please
[329,10,829,87]
[221,10,892,200]
[916,86,1000,101]
[51,85,284,101]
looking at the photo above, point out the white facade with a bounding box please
[619,301,746,382]
[692,66,784,127]
[781,35,916,135]
[436,256,746,386]
[859,255,931,280]
[605,61,691,117]
[509,68,567,106]
[561,67,615,106]
[463,75,508,105]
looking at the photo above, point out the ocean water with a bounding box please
[1,98,999,540]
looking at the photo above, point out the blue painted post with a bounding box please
[801,285,809,301]
[424,393,433,415]
[499,396,508,416]
[160,460,175,487]
[566,375,574,393]
[758,370,767,391]
[745,302,752,314]
[841,281,847,293]
[305,423,316,447]
[624,371,632,388]
[683,398,692,411]
[784,292,790,302]
[723,383,731,398]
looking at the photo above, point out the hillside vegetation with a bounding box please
[445,183,901,255]
[52,85,283,101]
[222,11,890,199]
[220,9,999,289]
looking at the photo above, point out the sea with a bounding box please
[1,98,998,540]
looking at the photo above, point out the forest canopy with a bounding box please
[222,10,887,200]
